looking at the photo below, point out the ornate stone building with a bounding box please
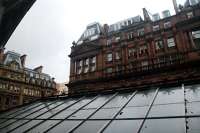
[0,49,56,111]
[68,2,200,94]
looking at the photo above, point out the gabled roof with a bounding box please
[0,84,199,133]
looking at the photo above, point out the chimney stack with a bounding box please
[173,0,179,14]
[20,54,27,68]
[142,8,151,21]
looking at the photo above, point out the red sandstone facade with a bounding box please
[68,3,200,94]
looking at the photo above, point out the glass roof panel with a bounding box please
[73,120,108,133]
[148,103,185,117]
[186,102,200,115]
[9,120,43,133]
[13,102,55,118]
[127,89,155,107]
[67,97,94,110]
[48,120,82,133]
[140,118,185,133]
[84,95,113,109]
[26,120,60,133]
[185,85,200,102]
[68,109,96,119]
[187,118,200,133]
[154,87,184,104]
[50,110,74,119]
[103,93,132,108]
[0,119,29,133]
[91,108,120,119]
[104,120,142,133]
[116,106,148,118]
[0,102,41,118]
[38,99,77,119]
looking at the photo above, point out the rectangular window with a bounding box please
[128,48,136,57]
[107,53,112,62]
[139,45,148,56]
[164,21,172,29]
[127,32,134,40]
[77,60,83,74]
[106,68,113,73]
[84,58,89,73]
[91,56,96,72]
[137,28,145,36]
[167,37,176,48]
[153,25,160,31]
[192,30,200,49]
[115,51,120,60]
[155,40,164,50]
[106,39,112,46]
[187,12,193,19]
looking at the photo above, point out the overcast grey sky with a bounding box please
[6,0,185,83]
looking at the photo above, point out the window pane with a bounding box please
[84,95,112,109]
[0,119,29,133]
[148,103,185,117]
[0,119,16,129]
[186,102,200,115]
[116,106,148,118]
[187,118,200,133]
[48,120,81,133]
[73,120,108,133]
[104,120,142,133]
[91,108,119,119]
[10,120,43,133]
[67,97,93,110]
[68,109,95,119]
[185,85,200,102]
[14,102,54,118]
[38,100,77,119]
[154,87,184,104]
[25,102,64,119]
[103,93,132,108]
[51,110,75,119]
[140,118,185,133]
[127,89,155,107]
[27,120,60,133]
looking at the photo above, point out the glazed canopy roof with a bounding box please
[0,84,200,133]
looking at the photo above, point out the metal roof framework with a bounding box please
[0,84,199,133]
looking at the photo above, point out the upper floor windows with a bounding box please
[192,30,200,49]
[187,12,194,19]
[137,28,145,36]
[164,21,172,29]
[167,37,176,48]
[127,32,134,40]
[75,56,97,74]
[77,60,83,74]
[153,25,160,31]
[155,40,164,50]
[106,67,113,73]
[107,53,113,62]
[128,48,137,58]
[115,51,121,60]
[84,58,89,73]
[139,45,148,56]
